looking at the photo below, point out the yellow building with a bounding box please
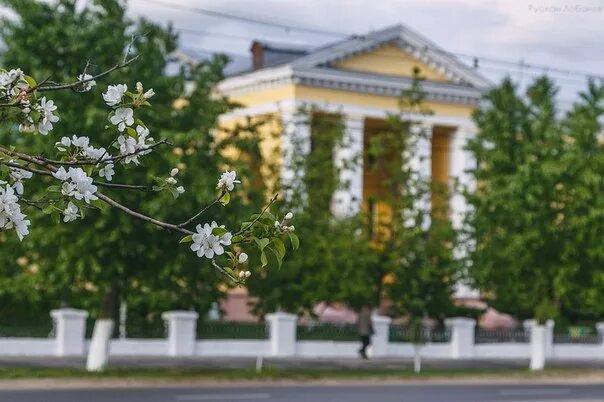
[216,24,488,305]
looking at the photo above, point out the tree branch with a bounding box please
[234,194,279,236]
[177,190,227,228]
[33,55,139,93]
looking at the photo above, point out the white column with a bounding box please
[445,317,475,359]
[449,125,476,230]
[280,111,311,203]
[409,122,432,229]
[450,126,480,299]
[51,308,88,357]
[162,310,198,357]
[266,312,297,357]
[370,314,391,358]
[332,114,364,218]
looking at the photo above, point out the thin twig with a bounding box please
[33,55,139,92]
[177,190,227,228]
[211,259,242,284]
[96,193,192,235]
[93,181,153,191]
[234,194,279,236]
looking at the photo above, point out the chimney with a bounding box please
[250,41,264,69]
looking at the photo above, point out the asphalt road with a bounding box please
[1,383,604,402]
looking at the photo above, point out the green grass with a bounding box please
[0,367,600,381]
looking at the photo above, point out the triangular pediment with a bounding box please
[290,24,490,89]
[332,43,450,82]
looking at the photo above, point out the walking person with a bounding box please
[357,304,373,359]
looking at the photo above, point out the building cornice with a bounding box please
[217,66,484,106]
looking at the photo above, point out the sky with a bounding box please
[127,0,604,109]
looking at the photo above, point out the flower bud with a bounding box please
[143,89,155,99]
[136,82,143,93]
[285,212,293,220]
[176,186,185,194]
[170,168,179,177]
[166,177,177,185]
[245,271,251,278]
[238,271,246,278]
[238,253,248,263]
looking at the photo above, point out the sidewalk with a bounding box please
[2,356,604,370]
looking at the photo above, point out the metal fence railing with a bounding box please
[554,326,602,344]
[198,321,268,340]
[475,327,530,343]
[0,317,55,338]
[296,322,358,341]
[85,316,166,339]
[389,326,451,343]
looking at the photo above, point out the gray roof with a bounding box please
[229,24,490,89]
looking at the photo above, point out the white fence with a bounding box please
[1,309,604,362]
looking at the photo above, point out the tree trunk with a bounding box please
[529,324,546,371]
[86,285,118,372]
[413,344,422,374]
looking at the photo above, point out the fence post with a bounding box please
[266,312,297,357]
[370,315,391,358]
[445,317,475,359]
[524,319,548,370]
[50,308,88,357]
[162,310,198,357]
[545,319,555,357]
[597,322,604,348]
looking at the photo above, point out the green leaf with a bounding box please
[24,75,37,88]
[232,235,244,243]
[260,251,268,267]
[287,233,300,251]
[270,238,286,259]
[266,246,283,269]
[219,191,230,206]
[212,227,228,236]
[254,237,269,251]
[179,235,193,243]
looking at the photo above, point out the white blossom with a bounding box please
[143,88,155,99]
[117,135,137,164]
[285,212,293,220]
[99,163,115,181]
[176,186,185,194]
[52,167,98,204]
[83,146,109,161]
[136,82,143,93]
[110,107,134,132]
[238,253,248,264]
[166,177,177,185]
[136,125,153,155]
[0,185,30,240]
[70,135,90,148]
[102,84,127,106]
[63,201,79,222]
[190,221,232,259]
[35,97,59,135]
[9,166,33,195]
[56,137,72,152]
[170,168,179,177]
[77,73,96,92]
[0,68,24,89]
[216,171,240,192]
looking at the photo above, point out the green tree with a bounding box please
[0,0,268,330]
[466,76,604,324]
[367,70,459,328]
